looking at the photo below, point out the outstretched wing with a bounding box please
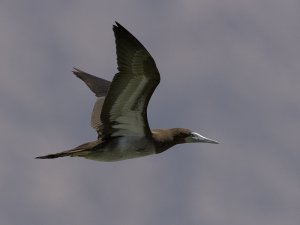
[101,22,160,139]
[73,68,111,137]
[73,68,111,97]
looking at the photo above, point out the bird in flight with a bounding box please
[36,22,218,162]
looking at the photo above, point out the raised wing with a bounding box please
[101,22,160,138]
[73,68,111,97]
[73,68,111,137]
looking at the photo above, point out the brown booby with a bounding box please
[36,22,218,162]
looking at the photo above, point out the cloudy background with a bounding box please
[1,0,299,225]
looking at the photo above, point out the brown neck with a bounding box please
[151,128,191,154]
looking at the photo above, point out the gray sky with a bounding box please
[1,1,299,225]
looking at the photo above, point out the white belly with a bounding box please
[84,136,156,162]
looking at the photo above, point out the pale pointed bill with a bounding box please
[188,132,219,144]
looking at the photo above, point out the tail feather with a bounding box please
[35,140,101,159]
[35,151,74,159]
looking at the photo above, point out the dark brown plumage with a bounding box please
[36,22,218,162]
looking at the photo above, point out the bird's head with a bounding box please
[172,128,219,145]
[152,128,218,154]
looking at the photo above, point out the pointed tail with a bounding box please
[35,151,75,159]
[35,140,101,159]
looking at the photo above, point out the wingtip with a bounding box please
[113,22,119,31]
[72,67,83,76]
[113,21,126,32]
[72,67,81,72]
